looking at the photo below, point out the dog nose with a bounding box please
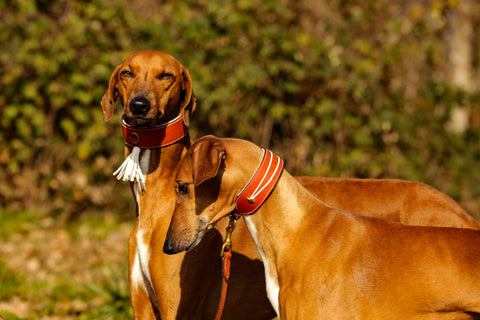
[129,97,151,116]
[163,238,177,255]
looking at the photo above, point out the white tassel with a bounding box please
[113,146,146,192]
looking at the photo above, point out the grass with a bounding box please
[0,209,134,319]
[0,260,25,301]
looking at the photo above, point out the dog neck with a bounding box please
[235,155,332,316]
[128,135,191,316]
[242,172,317,313]
[130,136,191,229]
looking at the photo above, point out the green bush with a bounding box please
[1,0,479,219]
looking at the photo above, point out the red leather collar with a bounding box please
[235,149,284,215]
[121,115,188,148]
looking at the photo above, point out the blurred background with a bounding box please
[1,0,479,318]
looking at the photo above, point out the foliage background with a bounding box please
[1,0,479,218]
[0,0,480,317]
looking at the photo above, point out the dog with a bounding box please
[101,51,478,319]
[101,50,275,319]
[164,135,480,319]
[295,176,479,229]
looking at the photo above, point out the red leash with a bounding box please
[215,214,239,320]
[215,251,232,320]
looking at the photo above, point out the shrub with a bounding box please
[1,0,479,219]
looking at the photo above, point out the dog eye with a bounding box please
[157,73,174,80]
[176,183,189,195]
[120,70,134,78]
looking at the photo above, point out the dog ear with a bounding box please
[192,137,225,187]
[180,67,196,126]
[100,65,121,123]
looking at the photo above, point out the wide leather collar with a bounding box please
[121,115,188,148]
[235,149,284,215]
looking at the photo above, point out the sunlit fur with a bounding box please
[166,136,480,320]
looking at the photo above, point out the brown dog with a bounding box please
[101,50,275,320]
[295,176,479,229]
[164,136,480,319]
[101,51,478,319]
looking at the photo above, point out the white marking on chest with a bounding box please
[130,149,156,298]
[134,228,154,293]
[244,216,280,318]
[131,252,144,291]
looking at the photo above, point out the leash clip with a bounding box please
[220,212,239,257]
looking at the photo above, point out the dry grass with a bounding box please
[0,210,133,319]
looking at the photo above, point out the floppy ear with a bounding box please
[100,65,121,123]
[192,137,225,187]
[180,66,196,126]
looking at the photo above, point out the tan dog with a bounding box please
[101,50,275,320]
[295,176,479,229]
[101,51,478,319]
[164,136,480,319]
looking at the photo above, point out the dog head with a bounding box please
[101,50,196,127]
[163,136,262,254]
